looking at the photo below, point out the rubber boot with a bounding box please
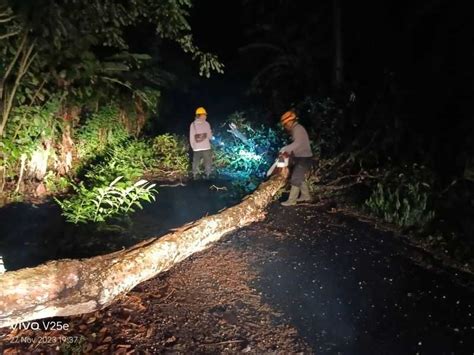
[281,185,300,206]
[297,182,312,202]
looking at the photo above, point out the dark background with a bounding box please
[140,0,472,179]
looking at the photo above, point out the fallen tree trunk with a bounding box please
[0,172,287,328]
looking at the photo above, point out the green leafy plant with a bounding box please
[365,164,435,228]
[0,98,61,192]
[152,134,190,175]
[75,106,129,162]
[213,112,285,193]
[55,177,156,224]
[43,171,70,193]
[85,139,156,185]
[56,137,159,224]
[44,90,175,223]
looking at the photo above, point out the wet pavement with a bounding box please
[236,203,474,354]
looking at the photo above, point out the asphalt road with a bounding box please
[236,202,474,354]
[1,183,472,354]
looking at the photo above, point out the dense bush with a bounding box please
[55,177,156,224]
[76,106,129,163]
[43,171,70,193]
[0,100,60,182]
[213,112,283,175]
[55,132,193,223]
[84,139,156,185]
[365,164,436,228]
[56,138,158,224]
[213,112,285,192]
[152,134,190,176]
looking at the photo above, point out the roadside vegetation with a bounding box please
[1,0,471,268]
[0,0,222,221]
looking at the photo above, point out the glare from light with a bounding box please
[238,149,261,161]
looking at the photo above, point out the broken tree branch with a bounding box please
[0,171,288,328]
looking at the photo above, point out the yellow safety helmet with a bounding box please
[280,110,296,125]
[195,107,207,116]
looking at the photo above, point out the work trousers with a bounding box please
[290,157,313,187]
[192,149,212,178]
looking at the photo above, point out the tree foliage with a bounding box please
[56,177,157,224]
[213,111,285,193]
[0,0,223,136]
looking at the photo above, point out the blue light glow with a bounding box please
[212,115,286,194]
[238,149,262,161]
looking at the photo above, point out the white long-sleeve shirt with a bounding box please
[281,123,313,157]
[189,119,212,151]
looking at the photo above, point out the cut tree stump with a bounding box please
[0,172,287,328]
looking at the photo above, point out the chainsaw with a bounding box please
[266,152,289,177]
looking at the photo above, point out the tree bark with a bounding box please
[0,172,288,328]
[0,32,37,137]
[13,153,26,193]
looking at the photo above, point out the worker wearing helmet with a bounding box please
[190,107,213,179]
[279,110,313,206]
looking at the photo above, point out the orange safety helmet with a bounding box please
[195,107,207,116]
[280,110,296,125]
